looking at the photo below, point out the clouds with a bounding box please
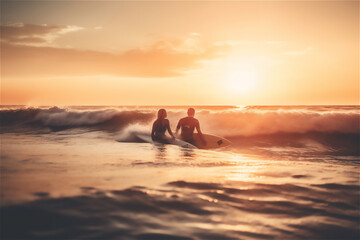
[281,46,313,56]
[214,40,313,57]
[1,24,224,78]
[214,40,258,46]
[0,23,83,46]
[0,23,312,80]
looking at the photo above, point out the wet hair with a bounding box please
[187,108,195,117]
[157,109,167,119]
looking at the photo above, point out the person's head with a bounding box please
[187,108,195,117]
[157,109,167,119]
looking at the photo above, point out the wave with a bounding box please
[0,106,154,133]
[1,106,358,136]
[195,108,360,137]
[2,106,358,157]
[1,181,359,239]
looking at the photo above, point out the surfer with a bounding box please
[176,108,206,145]
[151,109,175,143]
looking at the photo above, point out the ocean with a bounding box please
[1,105,359,239]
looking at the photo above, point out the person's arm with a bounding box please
[195,120,207,145]
[166,120,175,139]
[175,119,181,135]
[151,120,157,140]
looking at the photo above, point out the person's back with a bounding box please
[152,118,168,138]
[151,109,175,142]
[177,116,199,141]
[176,108,206,145]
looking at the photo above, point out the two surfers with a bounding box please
[151,108,206,145]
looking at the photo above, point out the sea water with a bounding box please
[1,105,359,239]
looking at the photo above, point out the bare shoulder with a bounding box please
[152,119,159,127]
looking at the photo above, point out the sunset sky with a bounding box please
[1,0,358,106]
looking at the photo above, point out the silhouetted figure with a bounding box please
[176,108,206,145]
[151,109,175,143]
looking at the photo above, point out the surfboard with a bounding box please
[132,131,231,150]
[132,131,197,149]
[188,133,231,149]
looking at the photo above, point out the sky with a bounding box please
[1,0,359,106]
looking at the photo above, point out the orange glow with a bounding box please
[1,1,358,105]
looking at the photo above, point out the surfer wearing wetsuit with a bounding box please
[151,109,175,143]
[176,108,206,145]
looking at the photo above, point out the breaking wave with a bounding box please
[196,108,359,137]
[2,105,358,157]
[0,106,154,132]
[1,105,358,136]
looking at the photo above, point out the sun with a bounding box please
[225,68,259,94]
